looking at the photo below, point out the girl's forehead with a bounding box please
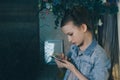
[62,22,79,31]
[61,24,80,34]
[62,24,75,32]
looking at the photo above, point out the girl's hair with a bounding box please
[60,6,93,32]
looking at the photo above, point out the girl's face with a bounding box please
[61,21,85,46]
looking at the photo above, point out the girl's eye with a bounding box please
[69,33,73,36]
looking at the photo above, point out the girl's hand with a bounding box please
[55,58,75,72]
[55,57,88,80]
[54,53,67,68]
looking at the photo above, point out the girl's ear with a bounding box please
[81,24,87,32]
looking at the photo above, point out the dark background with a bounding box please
[0,0,41,80]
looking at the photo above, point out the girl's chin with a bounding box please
[73,43,78,46]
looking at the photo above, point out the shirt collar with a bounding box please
[79,39,97,56]
[71,39,97,57]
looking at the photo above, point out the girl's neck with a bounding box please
[79,32,93,51]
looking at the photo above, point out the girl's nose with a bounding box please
[68,36,72,42]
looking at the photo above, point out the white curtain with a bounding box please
[101,14,119,80]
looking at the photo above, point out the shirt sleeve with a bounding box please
[91,52,111,80]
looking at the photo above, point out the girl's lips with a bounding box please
[72,42,75,45]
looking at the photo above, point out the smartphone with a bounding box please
[51,55,65,63]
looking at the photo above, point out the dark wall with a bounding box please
[0,1,40,80]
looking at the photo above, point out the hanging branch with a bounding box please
[38,0,118,28]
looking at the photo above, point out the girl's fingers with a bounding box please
[61,59,69,64]
[65,56,68,60]
[61,53,65,59]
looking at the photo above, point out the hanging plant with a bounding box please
[38,0,118,28]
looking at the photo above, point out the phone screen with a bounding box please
[51,55,62,61]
